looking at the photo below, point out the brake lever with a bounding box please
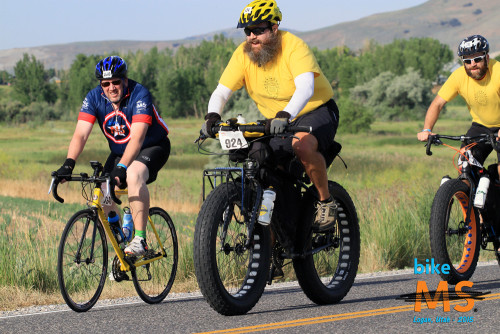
[48,177,55,195]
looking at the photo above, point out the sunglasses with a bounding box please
[244,26,271,36]
[101,79,122,88]
[462,54,486,65]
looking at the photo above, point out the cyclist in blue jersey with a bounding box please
[55,56,170,256]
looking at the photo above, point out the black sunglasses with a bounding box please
[244,26,271,36]
[101,79,122,88]
[462,54,486,65]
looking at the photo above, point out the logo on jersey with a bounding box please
[136,100,147,113]
[82,98,89,110]
[104,111,131,144]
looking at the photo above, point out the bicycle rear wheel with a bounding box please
[293,181,360,304]
[194,182,271,316]
[132,207,178,304]
[429,179,480,284]
[57,209,108,312]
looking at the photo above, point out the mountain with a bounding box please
[0,0,497,72]
[298,0,499,52]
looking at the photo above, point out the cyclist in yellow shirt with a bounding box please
[418,35,500,175]
[201,0,339,231]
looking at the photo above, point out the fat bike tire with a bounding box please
[293,181,360,305]
[429,179,480,284]
[194,182,271,316]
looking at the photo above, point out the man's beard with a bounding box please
[244,31,282,66]
[465,62,488,80]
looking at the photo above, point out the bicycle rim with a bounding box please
[429,179,480,284]
[444,191,478,273]
[57,209,108,312]
[132,207,178,304]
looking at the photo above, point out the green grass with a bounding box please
[1,111,499,309]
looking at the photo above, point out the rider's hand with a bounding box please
[111,164,127,189]
[417,129,432,142]
[268,111,291,135]
[201,112,222,138]
[55,158,75,182]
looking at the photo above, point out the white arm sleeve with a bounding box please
[283,72,315,119]
[207,83,233,115]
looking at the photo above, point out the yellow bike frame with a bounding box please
[91,187,167,272]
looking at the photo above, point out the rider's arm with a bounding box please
[118,122,149,167]
[67,120,94,160]
[207,83,233,115]
[283,72,315,120]
[417,95,447,141]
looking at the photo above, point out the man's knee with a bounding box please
[126,162,149,186]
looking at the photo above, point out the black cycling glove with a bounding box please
[201,112,222,138]
[111,164,127,189]
[56,158,75,181]
[267,111,291,135]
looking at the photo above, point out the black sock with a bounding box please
[321,196,333,203]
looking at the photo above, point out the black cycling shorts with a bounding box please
[462,123,500,165]
[104,137,171,184]
[268,99,339,166]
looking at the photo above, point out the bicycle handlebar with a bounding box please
[195,120,312,143]
[49,171,122,205]
[215,124,311,134]
[425,133,500,156]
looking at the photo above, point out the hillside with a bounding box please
[0,0,497,72]
[299,0,499,51]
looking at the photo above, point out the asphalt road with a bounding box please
[1,262,499,333]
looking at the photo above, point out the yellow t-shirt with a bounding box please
[219,31,334,119]
[438,59,500,127]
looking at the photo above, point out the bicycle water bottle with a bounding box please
[122,207,134,242]
[258,189,276,226]
[474,176,490,209]
[108,211,123,244]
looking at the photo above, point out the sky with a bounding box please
[1,0,428,51]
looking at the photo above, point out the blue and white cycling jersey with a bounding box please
[79,80,169,155]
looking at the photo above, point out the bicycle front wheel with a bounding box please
[57,209,108,312]
[429,179,480,284]
[194,182,271,316]
[132,207,178,304]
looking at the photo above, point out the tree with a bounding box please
[337,95,373,133]
[13,54,56,105]
[64,54,103,115]
[350,68,432,120]
[0,70,13,85]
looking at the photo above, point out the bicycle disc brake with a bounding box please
[112,255,130,282]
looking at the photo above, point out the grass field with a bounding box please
[1,108,498,311]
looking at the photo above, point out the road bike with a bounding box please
[49,161,178,312]
[193,118,360,315]
[426,133,500,284]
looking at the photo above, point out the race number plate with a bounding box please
[218,131,248,150]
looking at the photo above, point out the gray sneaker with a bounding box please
[313,198,338,232]
[124,236,148,257]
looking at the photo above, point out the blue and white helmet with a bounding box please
[95,56,128,80]
[457,35,489,57]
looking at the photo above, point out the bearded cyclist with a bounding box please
[201,0,340,232]
[54,56,171,257]
[418,35,500,176]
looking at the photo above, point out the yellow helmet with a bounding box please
[237,0,282,28]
